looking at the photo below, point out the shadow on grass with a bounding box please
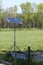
[0,50,43,65]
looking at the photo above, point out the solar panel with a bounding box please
[7,17,22,24]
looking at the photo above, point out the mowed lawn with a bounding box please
[0,29,43,51]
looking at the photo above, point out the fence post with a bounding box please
[28,46,30,63]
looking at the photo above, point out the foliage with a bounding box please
[0,1,43,28]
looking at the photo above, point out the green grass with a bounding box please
[0,29,43,51]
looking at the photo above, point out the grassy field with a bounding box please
[0,29,43,51]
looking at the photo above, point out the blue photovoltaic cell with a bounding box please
[7,17,22,24]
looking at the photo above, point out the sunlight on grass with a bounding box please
[0,30,43,51]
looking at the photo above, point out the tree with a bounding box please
[1,5,18,28]
[0,0,3,14]
[31,3,38,28]
[37,3,43,28]
[20,3,26,13]
[14,5,18,14]
[37,3,43,13]
[0,0,3,28]
[20,2,32,28]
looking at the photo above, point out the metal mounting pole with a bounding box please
[14,23,16,65]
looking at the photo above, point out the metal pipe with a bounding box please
[14,23,16,65]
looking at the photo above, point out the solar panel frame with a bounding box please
[7,17,22,24]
